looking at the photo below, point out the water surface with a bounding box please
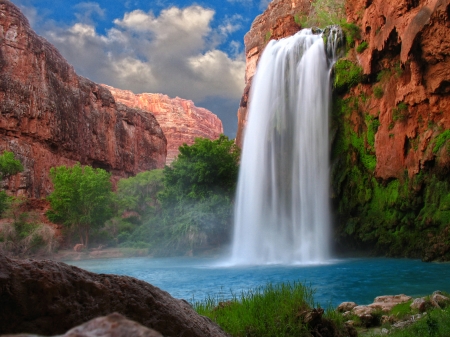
[67,257,450,307]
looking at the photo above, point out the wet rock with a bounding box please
[0,255,228,337]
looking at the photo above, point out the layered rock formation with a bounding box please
[0,255,228,336]
[0,0,167,198]
[103,85,223,165]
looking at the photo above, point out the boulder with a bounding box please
[431,291,450,308]
[0,255,228,337]
[2,313,163,337]
[410,297,429,312]
[337,301,357,312]
[368,294,412,311]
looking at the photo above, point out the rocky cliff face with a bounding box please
[0,0,167,198]
[103,85,223,165]
[237,0,450,260]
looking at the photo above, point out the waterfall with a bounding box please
[231,27,343,265]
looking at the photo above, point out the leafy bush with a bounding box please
[48,163,113,248]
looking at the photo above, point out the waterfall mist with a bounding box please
[231,27,343,265]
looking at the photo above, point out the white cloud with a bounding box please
[42,5,245,103]
[74,2,105,24]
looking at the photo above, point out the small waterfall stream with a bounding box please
[231,27,343,265]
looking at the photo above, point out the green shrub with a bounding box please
[373,85,384,98]
[333,59,364,93]
[341,22,361,47]
[356,41,368,53]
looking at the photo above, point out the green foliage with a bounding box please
[376,69,391,82]
[0,151,23,216]
[0,151,23,179]
[333,59,364,93]
[387,309,450,337]
[116,169,164,217]
[160,135,240,204]
[299,0,346,28]
[433,129,450,154]
[373,85,384,98]
[194,281,316,337]
[356,41,368,53]
[47,163,113,248]
[120,136,240,256]
[390,300,416,320]
[341,22,361,47]
[264,31,272,42]
[0,197,58,256]
[393,102,409,122]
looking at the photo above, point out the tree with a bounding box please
[0,151,24,216]
[116,169,164,218]
[155,135,240,254]
[160,135,240,205]
[47,163,113,248]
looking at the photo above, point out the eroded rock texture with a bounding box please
[346,0,450,180]
[0,0,167,197]
[103,85,223,165]
[0,255,228,337]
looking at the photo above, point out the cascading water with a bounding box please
[231,27,344,265]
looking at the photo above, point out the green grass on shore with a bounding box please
[193,281,346,337]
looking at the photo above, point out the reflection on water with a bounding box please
[67,257,450,306]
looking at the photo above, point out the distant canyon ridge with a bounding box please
[0,0,222,198]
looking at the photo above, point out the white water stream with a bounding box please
[231,27,343,265]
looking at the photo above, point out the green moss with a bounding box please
[433,129,450,154]
[264,31,272,43]
[373,85,384,98]
[356,41,368,53]
[393,102,408,122]
[333,60,364,93]
[341,22,361,48]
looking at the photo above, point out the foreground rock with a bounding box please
[2,313,163,337]
[0,1,167,197]
[0,255,228,337]
[103,85,223,165]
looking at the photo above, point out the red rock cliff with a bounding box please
[0,0,167,198]
[102,85,223,165]
[346,0,450,180]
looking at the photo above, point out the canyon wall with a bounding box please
[238,0,450,260]
[0,0,167,198]
[102,85,223,165]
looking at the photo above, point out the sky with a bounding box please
[11,0,271,138]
